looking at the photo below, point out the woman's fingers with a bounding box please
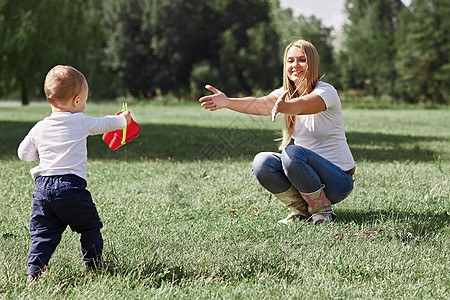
[271,111,277,122]
[199,95,212,103]
[280,89,289,99]
[271,104,279,122]
[199,85,226,111]
[199,98,218,111]
[271,99,281,121]
[271,90,289,121]
[201,100,214,108]
[205,85,219,94]
[199,85,219,103]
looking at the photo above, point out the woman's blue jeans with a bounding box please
[252,145,354,204]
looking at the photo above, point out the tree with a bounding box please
[0,0,104,105]
[102,0,281,98]
[214,0,280,94]
[340,0,404,95]
[395,0,450,103]
[102,0,223,97]
[296,15,336,85]
[144,0,218,95]
[271,6,337,87]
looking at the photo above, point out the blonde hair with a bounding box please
[279,40,321,150]
[44,65,87,105]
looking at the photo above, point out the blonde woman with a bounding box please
[199,40,355,224]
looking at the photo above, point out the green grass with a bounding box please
[1,102,449,299]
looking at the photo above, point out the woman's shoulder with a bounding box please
[313,81,340,108]
[313,81,338,96]
[314,81,336,91]
[269,86,284,98]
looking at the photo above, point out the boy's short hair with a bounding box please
[44,65,87,104]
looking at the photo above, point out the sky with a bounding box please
[279,0,347,31]
[279,0,412,32]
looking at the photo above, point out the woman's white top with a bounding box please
[270,81,355,171]
[18,112,126,180]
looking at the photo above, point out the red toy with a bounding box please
[102,103,140,150]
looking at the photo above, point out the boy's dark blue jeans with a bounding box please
[26,174,103,277]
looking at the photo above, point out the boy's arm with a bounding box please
[84,114,128,135]
[17,135,39,161]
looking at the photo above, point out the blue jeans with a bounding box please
[252,145,354,204]
[27,174,103,277]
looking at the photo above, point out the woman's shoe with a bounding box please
[278,209,310,224]
[300,185,333,224]
[274,186,311,224]
[310,213,333,224]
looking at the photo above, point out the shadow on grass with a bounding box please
[99,209,450,287]
[335,208,449,239]
[104,250,297,287]
[1,121,445,162]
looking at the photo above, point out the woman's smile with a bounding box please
[286,46,308,82]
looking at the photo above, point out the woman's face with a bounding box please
[285,46,307,84]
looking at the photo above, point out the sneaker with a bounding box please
[310,213,333,224]
[278,210,310,224]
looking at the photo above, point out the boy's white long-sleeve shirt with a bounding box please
[18,112,127,180]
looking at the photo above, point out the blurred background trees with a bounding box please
[394,0,449,103]
[0,0,448,104]
[0,0,104,105]
[339,0,404,96]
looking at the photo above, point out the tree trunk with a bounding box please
[20,78,29,106]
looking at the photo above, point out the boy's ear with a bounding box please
[72,95,81,107]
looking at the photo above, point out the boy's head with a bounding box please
[44,65,88,112]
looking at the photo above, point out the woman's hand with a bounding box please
[271,90,289,122]
[199,85,230,111]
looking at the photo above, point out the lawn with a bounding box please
[0,101,449,299]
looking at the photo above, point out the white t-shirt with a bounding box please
[18,112,127,180]
[270,81,355,171]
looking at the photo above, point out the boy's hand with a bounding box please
[122,110,132,125]
[271,90,289,122]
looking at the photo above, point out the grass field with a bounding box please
[0,101,449,299]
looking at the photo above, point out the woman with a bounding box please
[199,40,355,224]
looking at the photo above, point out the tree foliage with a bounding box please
[340,0,404,95]
[272,7,336,86]
[395,0,450,103]
[0,0,103,104]
[102,0,280,98]
[0,0,448,104]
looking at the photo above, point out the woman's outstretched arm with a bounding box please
[199,85,277,116]
[272,91,326,121]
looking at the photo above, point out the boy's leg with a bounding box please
[55,175,104,271]
[79,224,104,271]
[27,180,66,277]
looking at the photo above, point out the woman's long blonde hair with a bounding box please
[279,40,321,150]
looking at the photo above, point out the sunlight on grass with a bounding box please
[1,102,449,298]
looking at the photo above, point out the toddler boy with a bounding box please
[18,65,131,280]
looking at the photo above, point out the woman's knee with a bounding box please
[281,145,307,171]
[252,152,278,179]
